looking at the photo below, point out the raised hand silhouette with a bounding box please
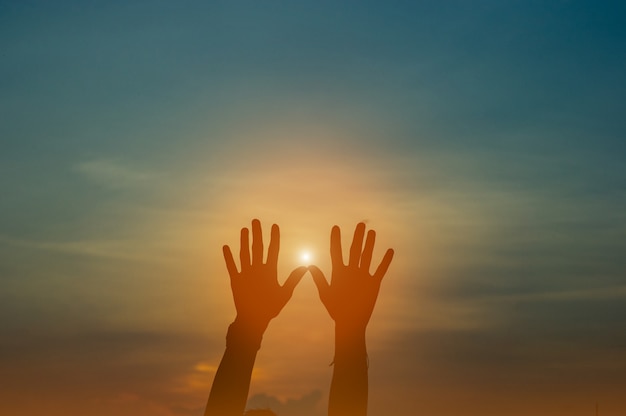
[309,222,394,416]
[309,223,394,331]
[205,219,307,416]
[224,219,307,334]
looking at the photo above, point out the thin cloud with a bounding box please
[486,284,626,303]
[74,159,161,189]
[0,235,176,263]
[247,390,325,416]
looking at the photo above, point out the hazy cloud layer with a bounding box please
[247,390,325,416]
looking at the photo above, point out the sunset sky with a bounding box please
[1,1,626,415]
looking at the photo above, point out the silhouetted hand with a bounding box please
[309,223,394,331]
[223,219,307,333]
[309,223,394,416]
[205,219,307,416]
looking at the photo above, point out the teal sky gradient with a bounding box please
[1,2,626,415]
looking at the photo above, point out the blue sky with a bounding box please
[1,1,626,415]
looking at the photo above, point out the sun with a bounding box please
[299,250,312,264]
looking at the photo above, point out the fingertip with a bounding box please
[354,223,366,238]
[270,224,280,241]
[288,265,307,276]
[372,248,394,280]
[307,264,320,274]
[383,248,395,264]
[309,267,327,285]
[353,222,366,239]
[223,245,238,276]
[284,266,308,292]
[330,226,344,265]
[223,245,232,259]
[251,219,262,234]
[308,266,321,279]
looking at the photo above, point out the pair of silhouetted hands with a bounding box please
[223,219,394,336]
[206,219,394,416]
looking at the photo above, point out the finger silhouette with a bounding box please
[239,227,250,270]
[223,245,238,277]
[330,225,343,269]
[282,266,308,298]
[349,222,366,267]
[251,219,263,264]
[266,224,280,267]
[373,248,395,282]
[308,265,330,301]
[360,229,376,272]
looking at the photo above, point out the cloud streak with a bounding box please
[247,390,325,416]
[74,159,162,189]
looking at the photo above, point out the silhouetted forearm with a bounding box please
[204,320,265,416]
[329,324,368,416]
